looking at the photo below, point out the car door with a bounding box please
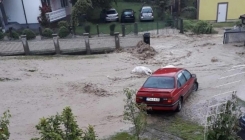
[182,70,194,96]
[177,72,189,100]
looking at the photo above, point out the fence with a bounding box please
[223,27,245,44]
[0,19,183,56]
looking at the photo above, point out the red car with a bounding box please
[136,67,198,112]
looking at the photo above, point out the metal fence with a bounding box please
[0,19,182,56]
[223,27,245,44]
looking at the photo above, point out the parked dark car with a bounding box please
[121,9,135,23]
[100,8,119,22]
[136,67,198,112]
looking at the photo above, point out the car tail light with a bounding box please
[167,98,173,103]
[136,96,143,102]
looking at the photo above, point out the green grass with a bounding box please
[163,117,204,140]
[108,132,134,140]
[211,21,238,28]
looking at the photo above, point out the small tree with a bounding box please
[206,94,242,140]
[0,110,11,140]
[123,88,147,140]
[71,0,92,26]
[33,106,96,140]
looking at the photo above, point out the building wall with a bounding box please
[50,0,72,15]
[198,0,245,21]
[3,0,41,24]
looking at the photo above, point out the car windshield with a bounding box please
[143,76,175,89]
[123,11,133,15]
[107,10,116,14]
[142,8,152,13]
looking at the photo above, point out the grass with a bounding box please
[163,116,204,140]
[108,132,134,140]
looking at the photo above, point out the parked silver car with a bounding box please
[139,6,154,22]
[100,8,119,22]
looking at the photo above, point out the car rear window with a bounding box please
[143,76,175,89]
[107,10,116,14]
[123,11,133,15]
[142,8,152,13]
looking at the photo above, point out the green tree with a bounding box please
[206,94,242,140]
[153,0,172,19]
[33,107,96,140]
[123,88,147,140]
[71,0,93,26]
[0,110,11,140]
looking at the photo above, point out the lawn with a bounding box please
[75,2,172,35]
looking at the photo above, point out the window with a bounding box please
[182,70,191,81]
[143,76,175,89]
[177,73,187,87]
[61,0,68,7]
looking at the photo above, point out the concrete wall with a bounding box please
[198,0,245,21]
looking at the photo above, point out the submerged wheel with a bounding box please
[175,99,182,112]
[193,82,198,92]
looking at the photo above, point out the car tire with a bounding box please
[175,99,182,112]
[193,82,198,92]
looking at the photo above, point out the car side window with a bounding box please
[177,73,187,87]
[182,70,191,81]
[177,80,181,88]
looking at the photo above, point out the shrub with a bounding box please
[42,28,53,38]
[58,20,69,28]
[22,29,36,40]
[192,20,213,34]
[181,6,197,19]
[32,107,97,140]
[206,94,242,140]
[37,6,51,27]
[109,24,116,36]
[0,32,4,40]
[183,20,196,32]
[58,26,70,38]
[0,110,11,140]
[7,31,19,40]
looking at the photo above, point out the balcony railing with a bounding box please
[46,8,66,22]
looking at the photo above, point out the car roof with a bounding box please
[152,67,184,77]
[108,8,116,11]
[123,9,133,11]
[142,6,152,9]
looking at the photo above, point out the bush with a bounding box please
[181,6,197,19]
[58,20,69,28]
[32,107,97,140]
[183,20,196,31]
[192,20,213,34]
[109,24,116,36]
[58,26,70,38]
[0,32,4,40]
[22,29,36,40]
[0,110,11,140]
[7,31,19,40]
[42,28,53,38]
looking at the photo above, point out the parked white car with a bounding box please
[139,6,154,22]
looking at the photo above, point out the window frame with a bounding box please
[182,70,192,81]
[177,72,187,88]
[61,0,68,8]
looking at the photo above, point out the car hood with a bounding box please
[138,87,174,93]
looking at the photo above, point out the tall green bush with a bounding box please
[0,110,11,140]
[58,21,69,28]
[42,28,53,38]
[0,32,4,40]
[109,24,116,36]
[22,29,36,40]
[192,20,213,34]
[7,31,19,40]
[58,26,70,38]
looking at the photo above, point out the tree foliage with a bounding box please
[32,107,96,140]
[153,0,172,19]
[206,94,242,140]
[71,0,92,26]
[0,110,11,140]
[123,88,147,140]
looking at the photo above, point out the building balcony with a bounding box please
[46,8,66,22]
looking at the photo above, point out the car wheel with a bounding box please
[176,99,182,112]
[193,82,198,92]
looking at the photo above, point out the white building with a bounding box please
[0,0,72,31]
